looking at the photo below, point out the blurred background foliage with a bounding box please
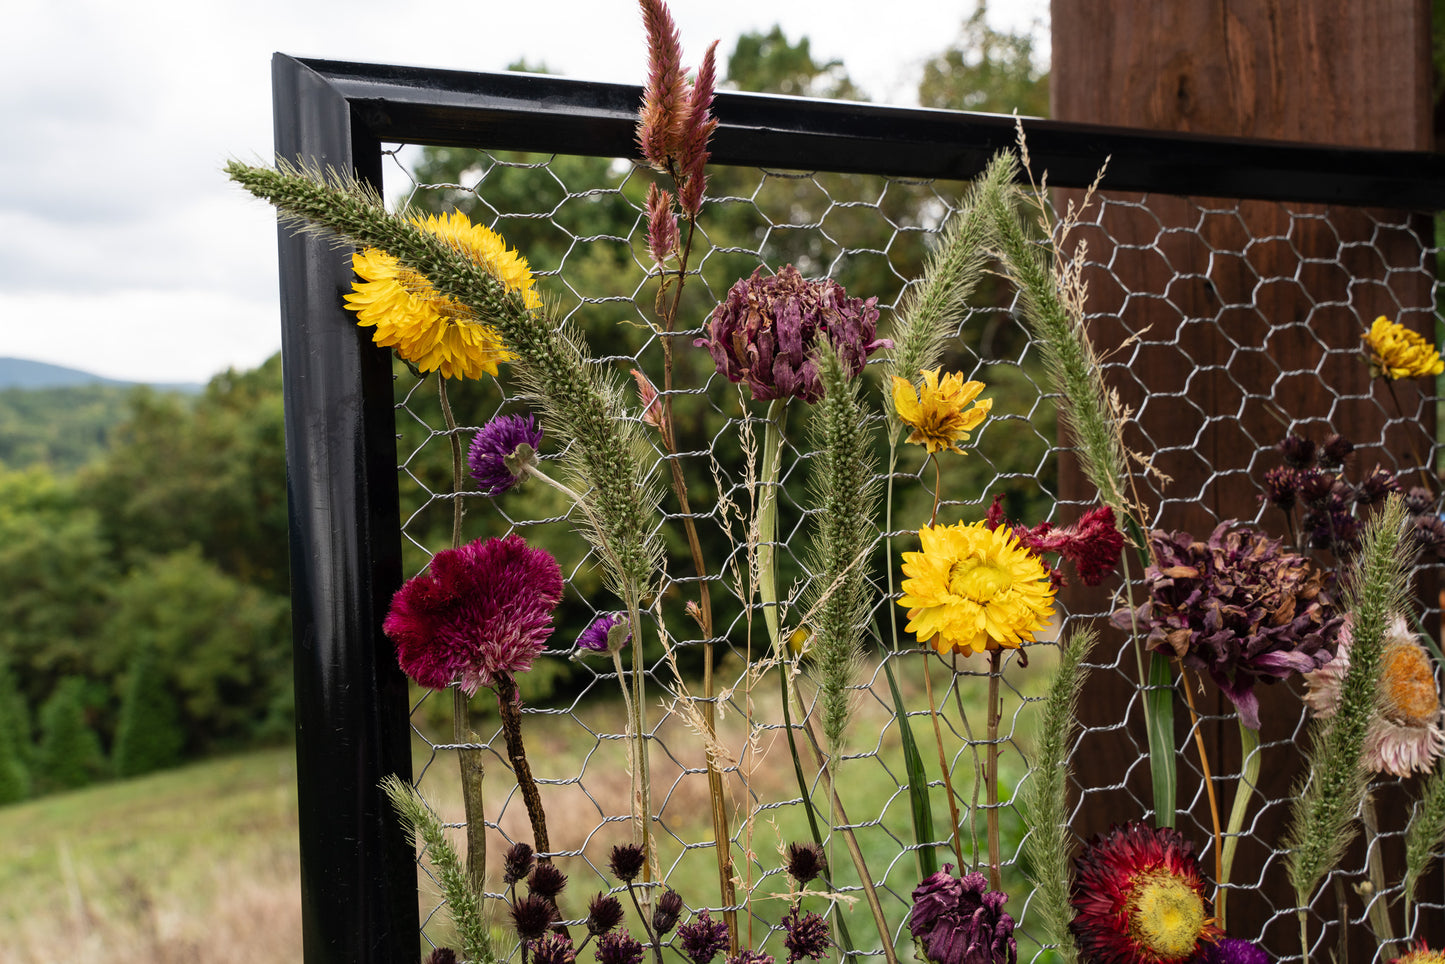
[0,5,1049,800]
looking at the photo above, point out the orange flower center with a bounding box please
[1381,642,1440,725]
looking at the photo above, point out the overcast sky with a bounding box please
[3,0,1046,384]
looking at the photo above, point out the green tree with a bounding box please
[725,26,864,100]
[0,660,31,803]
[918,3,1049,116]
[35,676,106,793]
[112,643,184,778]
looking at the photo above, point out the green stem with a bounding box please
[1361,792,1398,956]
[985,649,1003,891]
[923,652,967,872]
[758,399,788,650]
[1218,721,1260,929]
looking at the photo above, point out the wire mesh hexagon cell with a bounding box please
[270,56,1445,964]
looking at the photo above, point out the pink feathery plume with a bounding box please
[985,495,1124,588]
[645,182,679,265]
[637,0,688,170]
[677,40,719,216]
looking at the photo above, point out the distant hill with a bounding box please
[0,357,202,393]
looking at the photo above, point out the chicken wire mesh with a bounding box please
[371,141,1444,963]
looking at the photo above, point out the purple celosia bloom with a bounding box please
[695,265,890,403]
[596,931,645,964]
[908,866,1016,964]
[782,905,831,963]
[1195,938,1268,964]
[469,413,544,497]
[676,910,730,964]
[383,534,564,694]
[1111,522,1341,730]
[577,613,630,653]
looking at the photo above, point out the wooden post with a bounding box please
[1051,0,1439,953]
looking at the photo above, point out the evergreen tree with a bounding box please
[35,677,105,793]
[0,661,30,803]
[112,644,184,778]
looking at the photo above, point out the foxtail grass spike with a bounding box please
[1403,763,1445,922]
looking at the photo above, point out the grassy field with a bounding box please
[0,651,1056,964]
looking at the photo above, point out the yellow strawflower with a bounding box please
[344,210,541,380]
[898,520,1055,656]
[891,369,992,454]
[1363,316,1444,380]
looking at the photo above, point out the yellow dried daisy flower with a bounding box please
[1363,316,1444,380]
[344,210,541,380]
[891,369,992,454]
[898,520,1055,656]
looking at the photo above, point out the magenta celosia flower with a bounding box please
[468,413,543,497]
[1111,522,1341,729]
[696,265,890,403]
[985,496,1124,588]
[383,534,564,694]
[909,866,1016,964]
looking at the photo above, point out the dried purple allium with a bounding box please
[646,183,679,265]
[1111,522,1342,730]
[1197,938,1269,964]
[503,842,536,885]
[512,892,560,941]
[695,265,890,403]
[384,534,564,694]
[609,843,646,883]
[783,842,828,885]
[1355,468,1401,506]
[727,952,775,964]
[782,905,831,963]
[577,613,631,653]
[652,888,684,936]
[426,950,459,964]
[531,932,578,964]
[597,931,646,964]
[908,866,1016,964]
[1296,468,1335,508]
[529,862,568,901]
[587,893,625,936]
[1277,433,1316,469]
[1260,466,1300,512]
[469,414,544,497]
[676,910,730,964]
[1320,433,1355,468]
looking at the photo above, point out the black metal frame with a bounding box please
[270,52,1445,963]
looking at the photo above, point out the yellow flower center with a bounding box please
[1127,872,1206,960]
[1381,641,1440,725]
[950,559,1013,602]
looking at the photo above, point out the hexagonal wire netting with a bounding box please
[373,141,1444,962]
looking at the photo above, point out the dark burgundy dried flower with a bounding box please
[908,865,1016,964]
[531,932,578,964]
[695,265,890,403]
[1276,433,1316,469]
[1111,522,1342,729]
[529,862,568,901]
[512,892,560,941]
[469,414,544,497]
[1404,486,1436,516]
[1355,468,1401,506]
[503,842,536,885]
[1196,938,1268,964]
[384,534,564,694]
[609,843,646,883]
[652,888,684,936]
[985,496,1124,588]
[783,842,828,885]
[782,905,831,963]
[1296,468,1335,508]
[727,952,775,964]
[1260,466,1300,511]
[1304,501,1362,557]
[1320,433,1355,468]
[1410,514,1445,561]
[676,910,730,964]
[426,950,459,964]
[587,893,625,936]
[597,931,646,964]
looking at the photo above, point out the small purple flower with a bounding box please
[695,265,890,403]
[726,952,774,964]
[1196,938,1269,964]
[383,534,564,694]
[531,933,577,964]
[676,910,730,964]
[596,931,645,964]
[468,413,544,497]
[587,893,625,936]
[577,613,631,653]
[908,866,1016,964]
[782,905,831,963]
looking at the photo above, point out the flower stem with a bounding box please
[1360,792,1398,956]
[923,651,967,871]
[950,659,985,874]
[492,671,550,858]
[1218,719,1261,929]
[986,649,1004,891]
[1178,667,1222,895]
[758,399,788,650]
